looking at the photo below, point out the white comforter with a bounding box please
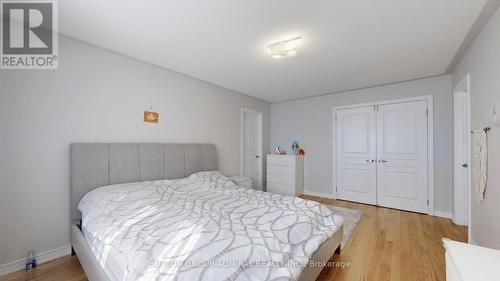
[78,171,342,281]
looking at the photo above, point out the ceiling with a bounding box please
[60,0,488,103]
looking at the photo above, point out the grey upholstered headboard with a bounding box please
[70,143,217,222]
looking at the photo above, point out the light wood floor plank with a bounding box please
[0,196,466,281]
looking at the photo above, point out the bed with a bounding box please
[70,143,343,281]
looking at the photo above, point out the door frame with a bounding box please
[240,107,264,189]
[332,95,435,215]
[453,74,471,238]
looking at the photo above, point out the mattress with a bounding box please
[78,171,343,281]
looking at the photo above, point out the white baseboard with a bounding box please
[434,210,453,219]
[303,190,335,199]
[303,194,454,219]
[0,245,71,277]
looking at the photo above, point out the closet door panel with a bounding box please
[336,106,377,205]
[376,101,428,213]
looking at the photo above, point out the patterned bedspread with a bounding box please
[78,171,342,281]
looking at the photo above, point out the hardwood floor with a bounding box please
[0,255,86,281]
[0,196,467,281]
[305,196,467,281]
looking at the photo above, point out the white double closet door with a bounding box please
[336,100,429,213]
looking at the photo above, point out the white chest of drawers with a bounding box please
[266,154,304,196]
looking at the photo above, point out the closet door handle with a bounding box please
[366,159,375,163]
[378,159,387,163]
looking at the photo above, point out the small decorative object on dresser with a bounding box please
[274,146,282,154]
[229,176,252,189]
[291,141,300,155]
[274,146,286,155]
[266,154,304,196]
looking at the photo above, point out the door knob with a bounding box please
[256,155,260,159]
[462,163,468,168]
[378,159,387,163]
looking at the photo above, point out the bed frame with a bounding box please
[70,143,342,281]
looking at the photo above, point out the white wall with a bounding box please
[0,36,270,266]
[271,75,453,213]
[453,7,500,249]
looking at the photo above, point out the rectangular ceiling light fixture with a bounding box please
[267,36,301,59]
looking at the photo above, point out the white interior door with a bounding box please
[453,91,470,226]
[241,109,263,189]
[336,106,377,205]
[376,101,428,213]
